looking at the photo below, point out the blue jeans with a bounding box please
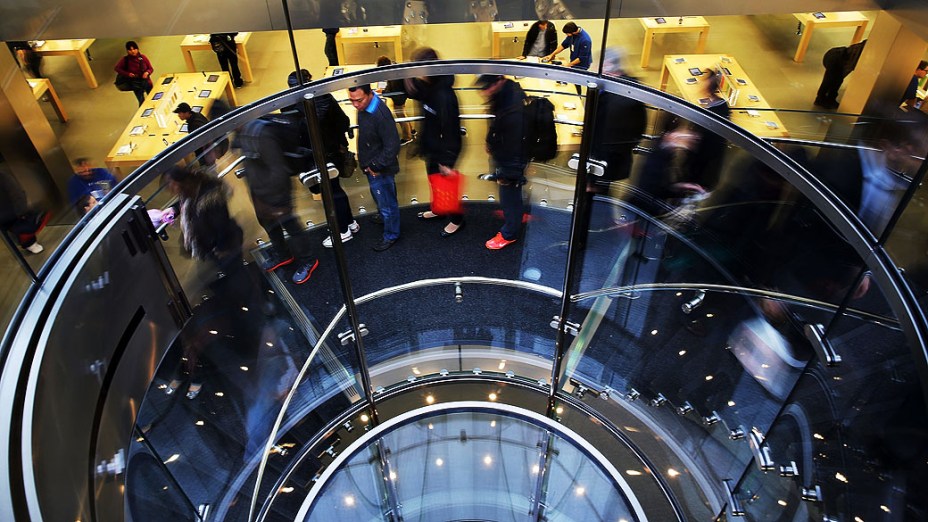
[367,173,400,240]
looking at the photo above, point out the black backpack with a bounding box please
[239,114,314,174]
[523,96,558,162]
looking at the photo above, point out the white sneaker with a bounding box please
[348,220,360,233]
[24,243,43,254]
[322,229,353,248]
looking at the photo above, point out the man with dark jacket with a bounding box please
[518,20,557,60]
[814,39,866,109]
[405,47,465,237]
[477,74,527,250]
[239,113,319,284]
[209,33,244,88]
[174,102,215,165]
[349,84,401,251]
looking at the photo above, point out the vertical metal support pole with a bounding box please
[301,94,380,426]
[596,0,615,75]
[528,432,554,521]
[546,84,601,418]
[281,0,304,83]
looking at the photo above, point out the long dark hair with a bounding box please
[163,166,213,199]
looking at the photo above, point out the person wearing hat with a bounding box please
[476,74,528,250]
[174,102,213,165]
[174,102,209,132]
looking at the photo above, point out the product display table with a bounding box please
[105,72,237,176]
[639,16,710,68]
[180,33,254,82]
[336,26,403,65]
[792,11,868,63]
[660,54,789,138]
[28,78,68,123]
[32,39,97,88]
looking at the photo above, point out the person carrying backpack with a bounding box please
[238,112,319,284]
[286,69,359,248]
[405,47,465,237]
[476,74,528,250]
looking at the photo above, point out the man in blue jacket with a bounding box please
[542,21,592,70]
[542,21,592,94]
[68,158,117,205]
[349,84,401,251]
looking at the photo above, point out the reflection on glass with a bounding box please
[303,408,641,522]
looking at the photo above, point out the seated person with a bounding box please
[68,158,117,205]
[517,20,557,60]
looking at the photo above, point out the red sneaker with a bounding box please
[486,232,517,250]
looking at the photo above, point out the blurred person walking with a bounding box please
[475,74,528,250]
[239,113,320,283]
[405,47,465,237]
[0,170,48,254]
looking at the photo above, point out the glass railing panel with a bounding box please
[735,300,927,521]
[356,284,561,392]
[613,133,875,310]
[123,429,203,522]
[131,285,318,521]
[303,443,385,522]
[884,155,928,298]
[248,319,363,522]
[0,244,34,339]
[560,285,828,519]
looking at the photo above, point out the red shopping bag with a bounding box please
[427,170,464,215]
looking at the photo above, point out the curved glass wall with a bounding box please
[298,403,646,522]
[1,21,927,522]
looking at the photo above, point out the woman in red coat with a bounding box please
[114,40,154,105]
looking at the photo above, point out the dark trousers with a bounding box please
[2,208,48,248]
[132,83,152,105]
[256,211,312,262]
[215,50,243,86]
[328,177,354,233]
[324,34,339,66]
[816,67,845,103]
[496,166,526,240]
[426,160,464,225]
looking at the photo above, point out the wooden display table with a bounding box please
[31,39,97,88]
[792,12,868,63]
[180,33,254,82]
[639,16,710,69]
[659,54,789,138]
[336,26,403,64]
[491,21,536,58]
[104,72,238,175]
[28,78,68,122]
